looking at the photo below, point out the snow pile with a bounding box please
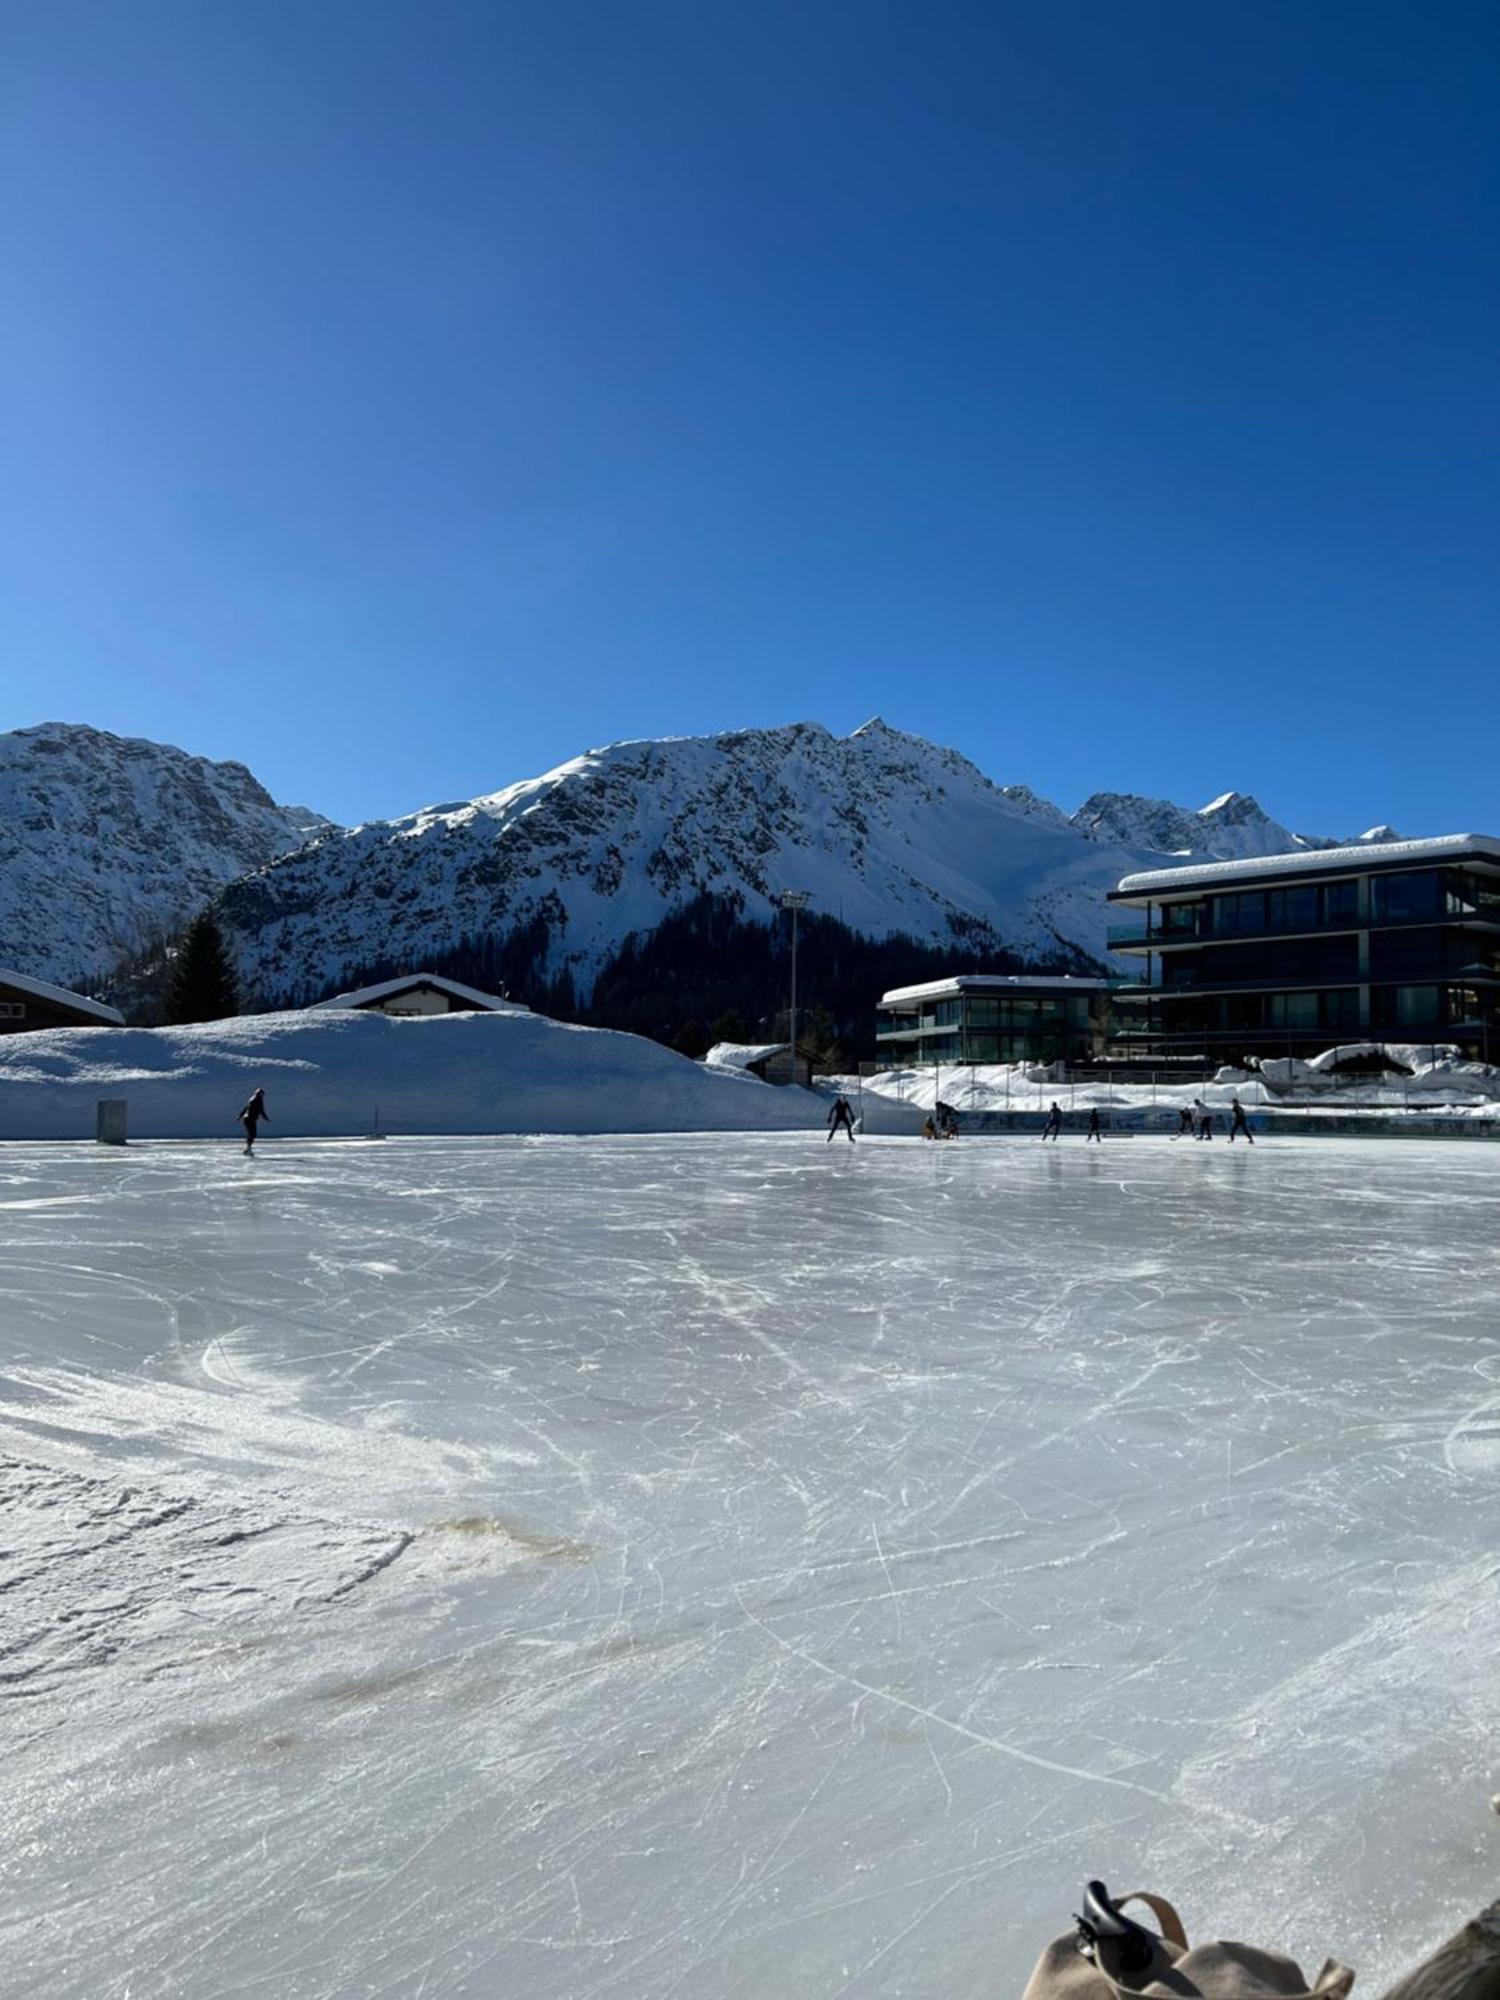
[833,1048,1500,1123]
[0,1009,826,1140]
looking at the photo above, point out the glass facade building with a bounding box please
[1107,835,1500,1060]
[876,975,1109,1067]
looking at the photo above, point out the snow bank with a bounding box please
[0,1009,827,1140]
[832,1051,1500,1122]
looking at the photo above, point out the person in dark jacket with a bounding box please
[1229,1096,1255,1145]
[826,1095,857,1144]
[1086,1106,1104,1143]
[1041,1101,1063,1141]
[239,1087,269,1154]
[1175,1105,1195,1139]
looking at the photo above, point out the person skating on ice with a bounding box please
[1229,1096,1254,1145]
[1041,1100,1063,1141]
[1086,1106,1104,1143]
[1175,1105,1194,1139]
[238,1087,268,1154]
[826,1095,857,1144]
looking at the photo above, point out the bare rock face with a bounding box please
[0,722,332,985]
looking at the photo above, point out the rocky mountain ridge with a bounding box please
[2,716,1402,1005]
[0,722,332,985]
[206,719,1398,1008]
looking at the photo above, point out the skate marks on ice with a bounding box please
[4,1135,1500,1996]
[0,1453,410,1712]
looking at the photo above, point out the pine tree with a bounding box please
[672,1018,712,1060]
[165,912,240,1025]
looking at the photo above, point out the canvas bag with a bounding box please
[1021,1889,1355,2000]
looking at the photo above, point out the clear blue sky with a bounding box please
[3,0,1496,833]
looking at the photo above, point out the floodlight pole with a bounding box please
[781,891,810,1084]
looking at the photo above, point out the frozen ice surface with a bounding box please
[4,1132,1500,1997]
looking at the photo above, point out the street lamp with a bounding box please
[780,891,810,1085]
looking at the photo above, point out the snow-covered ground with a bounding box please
[0,1008,826,1139]
[6,1132,1500,1996]
[840,1057,1500,1132]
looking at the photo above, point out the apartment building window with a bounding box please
[1372,871,1442,923]
[1395,985,1440,1026]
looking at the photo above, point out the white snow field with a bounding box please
[5,1132,1500,1998]
[0,1008,825,1140]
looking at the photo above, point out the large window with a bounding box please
[1322,879,1360,924]
[1266,885,1320,931]
[1267,992,1320,1030]
[1394,985,1440,1027]
[1213,892,1266,936]
[1161,901,1207,938]
[1372,870,1441,923]
[1446,872,1500,919]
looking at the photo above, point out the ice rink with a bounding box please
[5,1131,1500,1998]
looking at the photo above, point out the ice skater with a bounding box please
[1174,1106,1195,1139]
[1194,1098,1213,1141]
[1041,1100,1063,1141]
[1086,1106,1104,1143]
[1229,1096,1255,1145]
[238,1087,268,1154]
[826,1095,857,1144]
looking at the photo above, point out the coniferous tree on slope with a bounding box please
[165,911,240,1025]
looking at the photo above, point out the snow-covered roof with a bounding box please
[312,973,527,1014]
[880,974,1110,1005]
[704,1041,788,1071]
[0,968,124,1026]
[1114,833,1500,899]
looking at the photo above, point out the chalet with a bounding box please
[0,970,125,1036]
[703,1041,819,1088]
[312,973,524,1018]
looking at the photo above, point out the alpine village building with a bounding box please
[1107,834,1500,1062]
[0,970,124,1036]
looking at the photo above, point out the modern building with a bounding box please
[0,969,125,1036]
[875,975,1110,1067]
[313,973,523,1018]
[1108,834,1500,1061]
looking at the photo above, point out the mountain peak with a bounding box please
[0,724,331,984]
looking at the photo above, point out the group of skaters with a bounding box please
[1038,1094,1255,1143]
[1040,1102,1106,1142]
[1172,1095,1255,1144]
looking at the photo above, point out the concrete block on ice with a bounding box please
[0,1008,828,1140]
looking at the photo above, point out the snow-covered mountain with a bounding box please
[1070,789,1402,858]
[216,721,1146,1003]
[0,723,331,985]
[211,719,1395,1007]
